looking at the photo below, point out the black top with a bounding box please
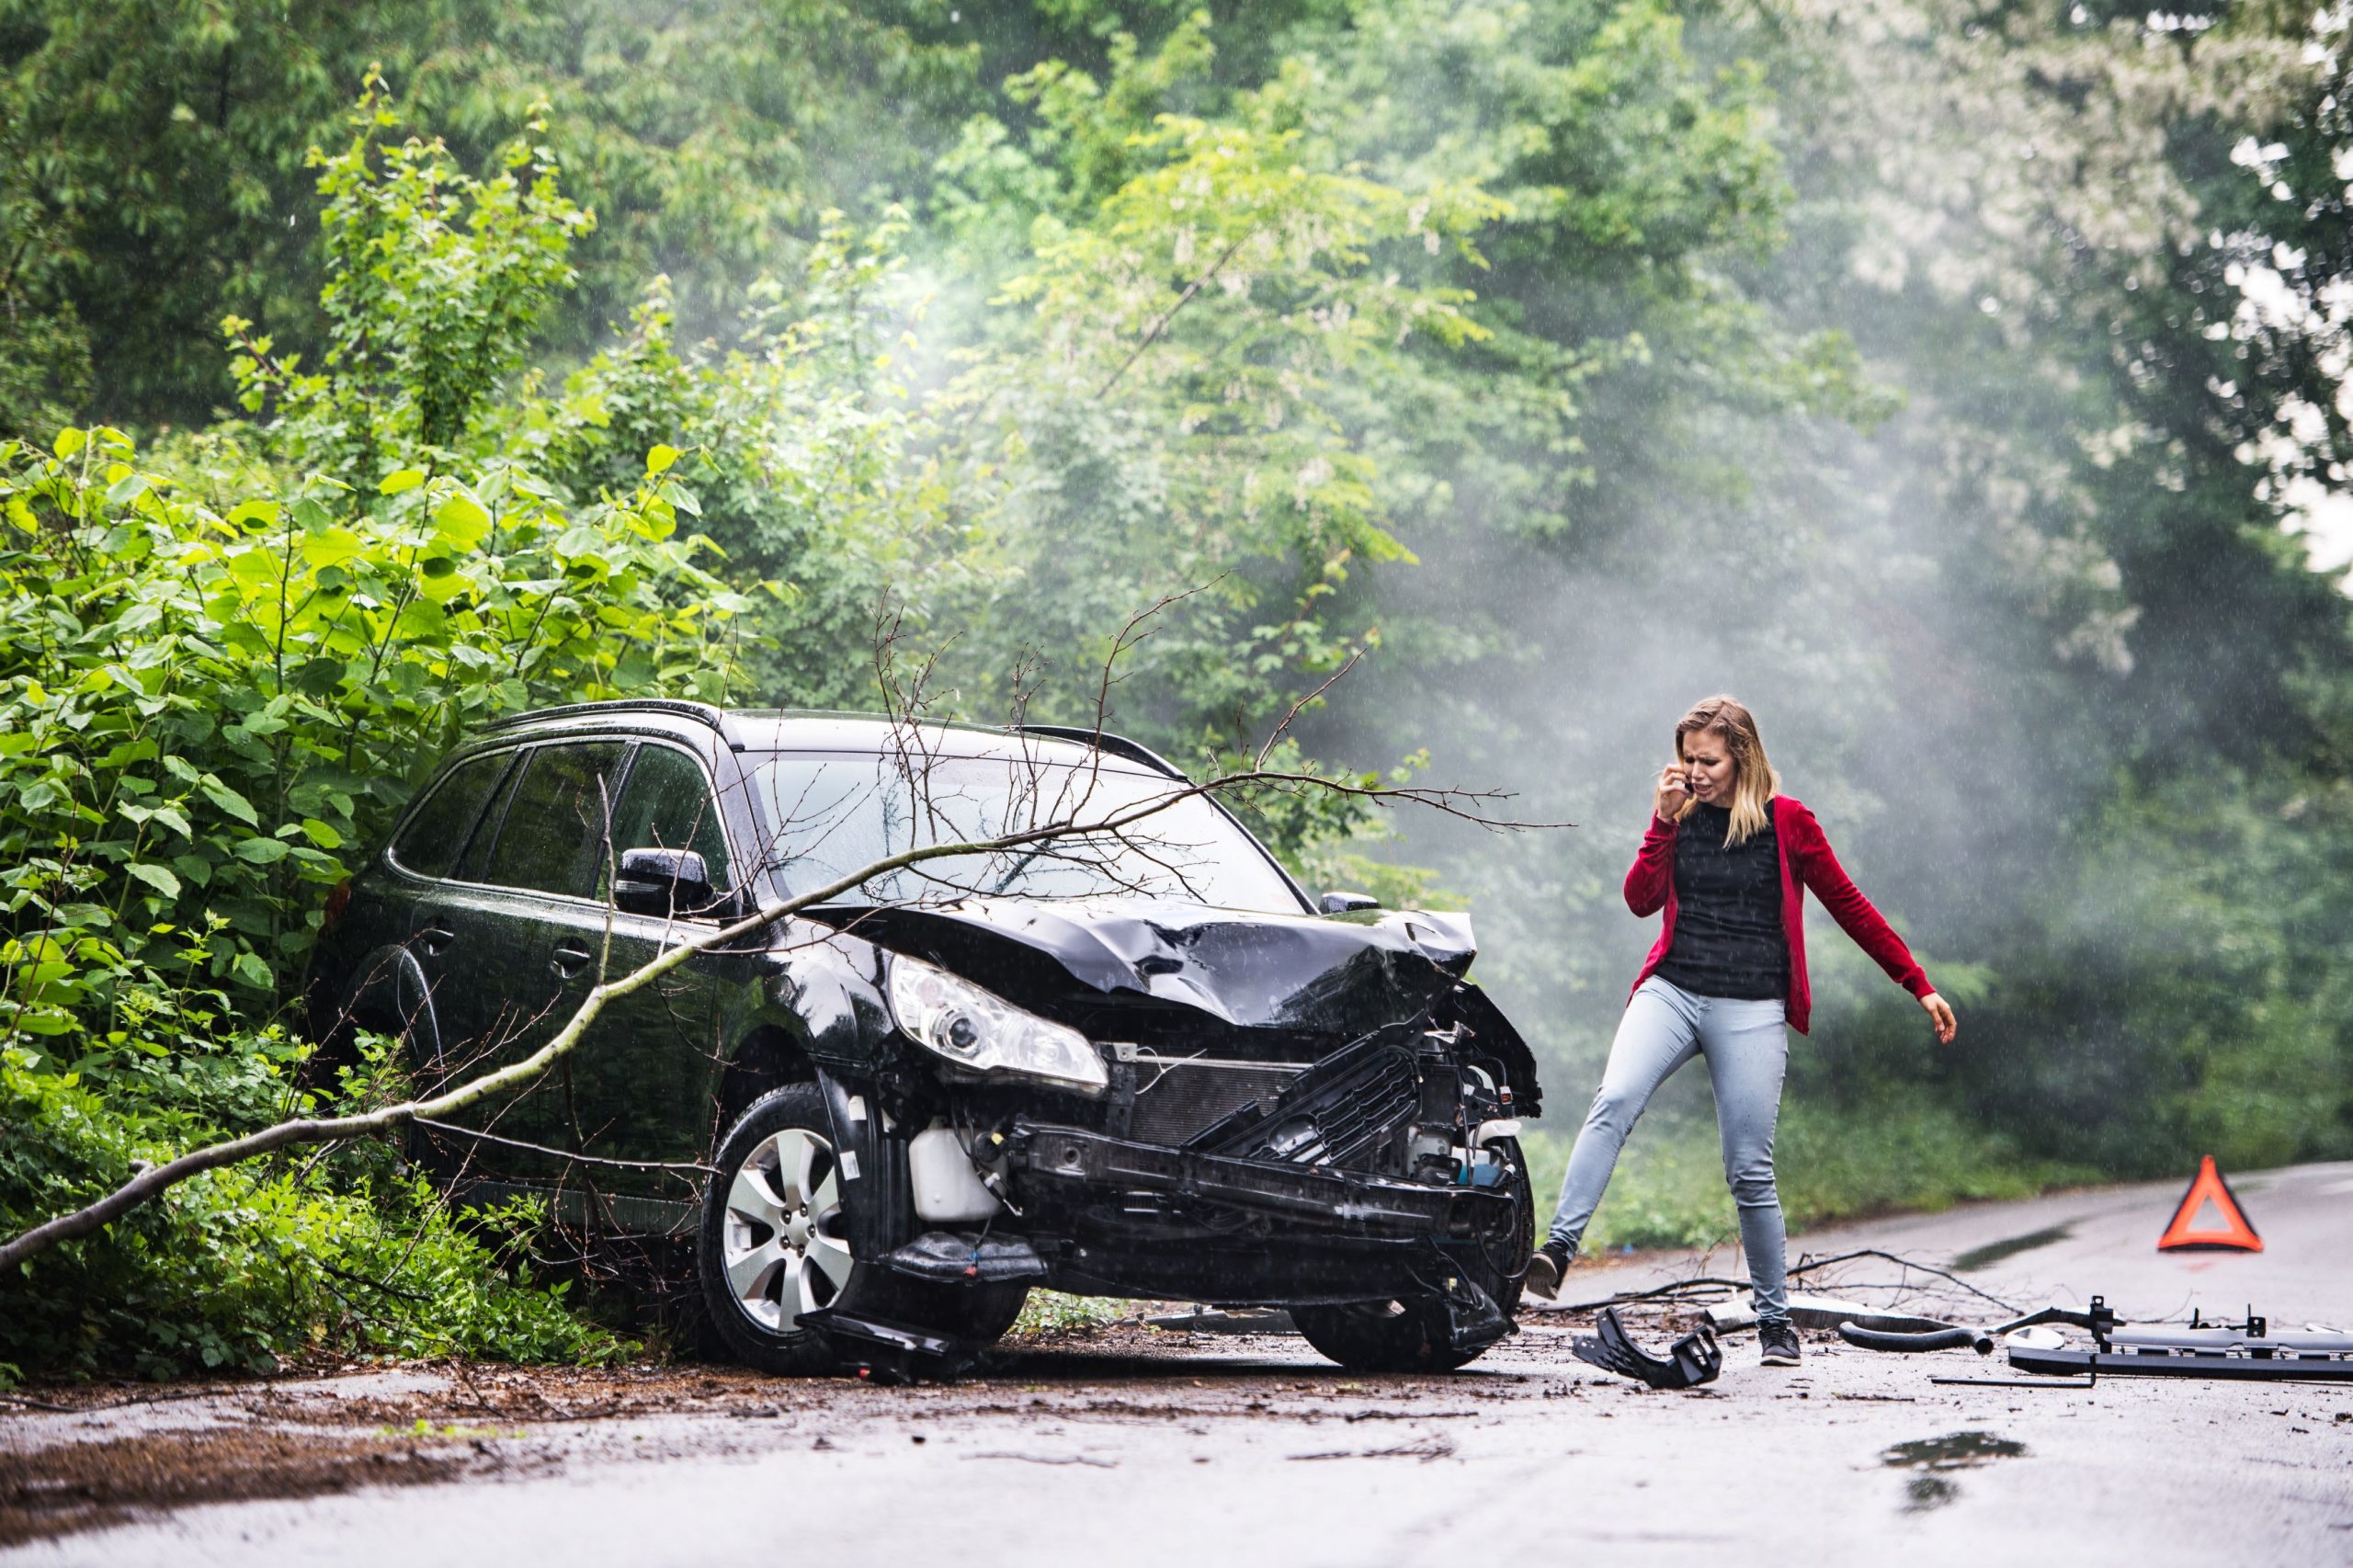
[1653,801,1789,1001]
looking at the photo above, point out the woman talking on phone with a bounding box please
[1523,696,1959,1367]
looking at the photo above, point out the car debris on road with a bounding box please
[1569,1306,1722,1389]
[1831,1293,2353,1383]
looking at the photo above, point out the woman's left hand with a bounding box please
[1920,992,1958,1045]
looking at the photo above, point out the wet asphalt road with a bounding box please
[5,1162,2350,1567]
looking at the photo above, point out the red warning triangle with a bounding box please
[2156,1155,2263,1253]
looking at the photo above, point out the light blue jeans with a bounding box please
[1546,976,1792,1323]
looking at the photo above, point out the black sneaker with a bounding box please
[1524,1240,1572,1300]
[1759,1320,1802,1366]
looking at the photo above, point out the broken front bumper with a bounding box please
[997,1119,1512,1236]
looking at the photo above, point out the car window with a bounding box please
[745,753,1304,914]
[452,754,524,884]
[391,751,512,880]
[600,744,733,899]
[481,742,627,897]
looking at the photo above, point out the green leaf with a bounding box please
[301,526,365,569]
[52,428,86,459]
[199,775,259,825]
[415,553,472,602]
[380,468,427,494]
[432,489,493,550]
[299,818,344,848]
[231,950,275,989]
[646,444,681,475]
[232,836,290,864]
[127,862,183,899]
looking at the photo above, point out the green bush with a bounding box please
[0,1043,625,1382]
[0,86,743,1380]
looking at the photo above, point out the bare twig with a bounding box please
[1552,1278,1750,1313]
[1097,227,1260,398]
[1788,1249,2019,1316]
[409,1118,718,1175]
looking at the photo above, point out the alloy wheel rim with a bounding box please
[721,1125,853,1333]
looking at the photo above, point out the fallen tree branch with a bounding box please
[408,1118,718,1176]
[1788,1249,2019,1315]
[1552,1278,1750,1313]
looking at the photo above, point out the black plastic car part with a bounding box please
[791,1308,979,1383]
[2006,1344,2353,1381]
[1571,1307,1722,1389]
[1188,1026,1426,1168]
[1439,1274,1514,1356]
[883,1230,1050,1285]
[1838,1324,1990,1355]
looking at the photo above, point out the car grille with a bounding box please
[1126,1059,1307,1146]
[1217,1040,1421,1170]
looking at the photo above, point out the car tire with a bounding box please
[697,1085,1028,1375]
[1291,1137,1534,1374]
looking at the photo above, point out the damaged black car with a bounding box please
[307,701,1543,1374]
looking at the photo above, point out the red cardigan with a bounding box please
[1625,795,1932,1035]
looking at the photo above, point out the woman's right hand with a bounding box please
[1653,761,1692,822]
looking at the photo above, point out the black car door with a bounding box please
[417,739,628,1179]
[550,740,743,1194]
[375,746,516,1070]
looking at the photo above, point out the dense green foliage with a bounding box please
[0,92,747,1377]
[1,1040,623,1380]
[3,0,2349,1370]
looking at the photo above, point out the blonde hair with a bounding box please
[1675,695,1781,846]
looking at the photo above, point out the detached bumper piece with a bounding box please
[2009,1318,2353,1382]
[1572,1307,1722,1390]
[1003,1121,1505,1234]
[1832,1293,2353,1382]
[793,1307,979,1383]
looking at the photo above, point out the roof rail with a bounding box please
[1012,724,1189,780]
[483,699,728,733]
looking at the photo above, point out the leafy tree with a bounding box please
[0,0,975,425]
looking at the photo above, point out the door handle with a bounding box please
[551,943,595,979]
[414,926,454,957]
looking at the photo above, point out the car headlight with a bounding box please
[886,955,1108,1096]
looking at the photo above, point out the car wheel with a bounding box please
[697,1085,1028,1375]
[1291,1137,1534,1374]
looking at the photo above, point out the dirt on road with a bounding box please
[6,1165,2353,1568]
[0,1316,1538,1549]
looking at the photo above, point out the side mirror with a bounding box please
[614,846,716,917]
[1319,890,1381,915]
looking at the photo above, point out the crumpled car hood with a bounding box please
[819,896,1540,1107]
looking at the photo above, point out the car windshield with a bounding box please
[744,751,1303,914]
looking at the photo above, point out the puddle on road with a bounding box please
[1952,1223,2075,1271]
[1881,1431,2029,1514]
